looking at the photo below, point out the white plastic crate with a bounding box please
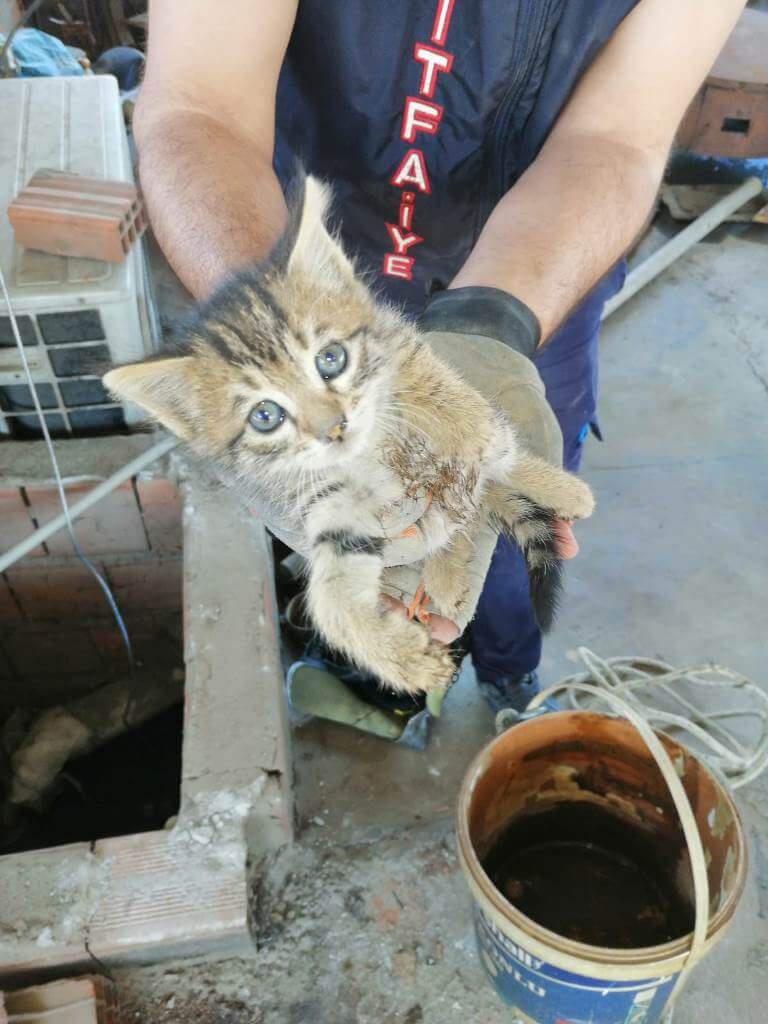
[0,75,159,438]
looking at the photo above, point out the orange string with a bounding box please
[399,490,436,624]
[395,490,433,540]
[406,581,426,620]
[405,581,433,624]
[396,524,419,539]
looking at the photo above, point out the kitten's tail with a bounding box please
[484,487,563,632]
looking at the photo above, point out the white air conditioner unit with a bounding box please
[0,74,159,438]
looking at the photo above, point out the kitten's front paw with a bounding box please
[554,475,595,521]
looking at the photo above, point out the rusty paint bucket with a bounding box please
[456,711,746,1024]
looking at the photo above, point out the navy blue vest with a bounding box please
[275,1,639,315]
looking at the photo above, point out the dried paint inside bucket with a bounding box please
[482,801,695,949]
[457,712,747,1024]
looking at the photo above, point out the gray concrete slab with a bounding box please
[113,226,768,1022]
[180,476,293,846]
[293,663,495,841]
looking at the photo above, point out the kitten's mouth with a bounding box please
[322,432,365,462]
[313,417,370,464]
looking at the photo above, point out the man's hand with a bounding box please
[420,286,562,464]
[380,284,580,644]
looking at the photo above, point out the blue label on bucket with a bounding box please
[475,910,677,1024]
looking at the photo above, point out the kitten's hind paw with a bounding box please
[378,614,457,696]
[551,474,595,521]
[411,641,457,695]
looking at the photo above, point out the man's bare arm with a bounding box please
[135,0,297,298]
[451,0,747,341]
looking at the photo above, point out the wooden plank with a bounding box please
[107,0,134,46]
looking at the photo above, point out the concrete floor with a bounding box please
[115,223,768,1022]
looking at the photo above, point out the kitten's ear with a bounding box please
[278,175,357,291]
[103,357,199,439]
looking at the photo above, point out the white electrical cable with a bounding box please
[540,647,768,790]
[529,676,710,1007]
[520,647,768,1012]
[0,263,133,665]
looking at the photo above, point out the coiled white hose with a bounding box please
[541,647,768,790]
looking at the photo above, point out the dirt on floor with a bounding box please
[114,820,517,1024]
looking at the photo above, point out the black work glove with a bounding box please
[419,286,563,465]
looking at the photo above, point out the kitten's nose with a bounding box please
[318,416,348,444]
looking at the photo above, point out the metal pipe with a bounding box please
[602,176,765,320]
[0,435,179,573]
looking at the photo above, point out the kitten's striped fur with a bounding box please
[105,177,594,695]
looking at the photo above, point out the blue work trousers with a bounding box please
[471,267,624,683]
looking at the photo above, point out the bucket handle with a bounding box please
[526,682,710,1007]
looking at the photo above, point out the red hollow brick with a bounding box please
[8,170,146,264]
[104,558,182,613]
[0,641,13,679]
[2,627,102,677]
[2,975,119,1023]
[135,477,183,553]
[5,563,109,620]
[0,575,23,625]
[0,488,44,558]
[25,481,149,557]
[90,618,182,671]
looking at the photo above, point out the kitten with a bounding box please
[105,177,594,695]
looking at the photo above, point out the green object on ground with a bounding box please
[426,687,446,718]
[288,663,406,741]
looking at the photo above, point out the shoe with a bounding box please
[285,615,466,745]
[301,635,427,715]
[287,660,439,749]
[287,660,407,742]
[287,635,455,749]
[477,670,559,714]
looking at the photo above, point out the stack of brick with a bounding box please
[7,170,146,264]
[2,976,119,1023]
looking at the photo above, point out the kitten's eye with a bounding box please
[315,342,347,380]
[248,400,285,433]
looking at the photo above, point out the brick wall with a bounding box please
[0,474,183,711]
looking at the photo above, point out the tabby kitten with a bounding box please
[105,177,594,695]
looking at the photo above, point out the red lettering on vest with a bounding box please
[382,1,458,280]
[413,43,453,99]
[382,253,416,280]
[430,0,456,46]
[399,192,415,231]
[400,96,443,143]
[389,150,432,194]
[386,223,424,255]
